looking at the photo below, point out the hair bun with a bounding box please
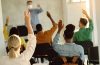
[65,24,75,32]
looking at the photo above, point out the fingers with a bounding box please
[6,16,10,24]
[24,10,30,17]
[47,11,51,17]
[82,9,87,15]
[58,20,64,28]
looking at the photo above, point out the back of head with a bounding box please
[36,24,42,33]
[64,24,75,39]
[8,35,21,59]
[9,27,19,36]
[80,18,87,26]
[27,0,32,5]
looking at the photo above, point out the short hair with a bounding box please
[64,24,75,39]
[27,0,32,4]
[80,18,88,26]
[36,24,42,32]
[9,27,19,36]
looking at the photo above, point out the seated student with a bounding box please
[0,11,36,65]
[32,11,58,61]
[51,21,85,65]
[3,16,26,53]
[6,27,26,53]
[73,10,93,54]
[73,10,93,42]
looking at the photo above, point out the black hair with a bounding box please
[9,27,19,36]
[64,24,75,39]
[36,24,42,33]
[80,18,87,26]
[27,1,32,4]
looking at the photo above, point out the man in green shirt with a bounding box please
[74,10,94,42]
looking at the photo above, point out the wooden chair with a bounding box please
[61,56,83,65]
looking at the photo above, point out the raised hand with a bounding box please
[58,20,64,33]
[82,9,90,20]
[6,16,10,25]
[47,11,51,18]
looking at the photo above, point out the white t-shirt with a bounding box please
[0,34,36,65]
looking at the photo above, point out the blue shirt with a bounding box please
[52,34,85,62]
[29,8,43,30]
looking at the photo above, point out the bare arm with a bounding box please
[24,11,33,34]
[47,11,56,26]
[20,11,36,61]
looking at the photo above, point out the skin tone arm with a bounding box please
[82,9,90,21]
[5,16,10,26]
[24,11,33,34]
[57,20,64,34]
[47,11,56,26]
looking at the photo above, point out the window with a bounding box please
[71,0,86,2]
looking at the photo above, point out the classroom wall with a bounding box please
[95,0,100,45]
[94,0,100,60]
[0,0,6,57]
[1,0,63,31]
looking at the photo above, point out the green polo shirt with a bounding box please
[74,19,93,41]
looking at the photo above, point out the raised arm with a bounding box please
[82,10,90,20]
[47,11,56,26]
[82,9,93,31]
[20,11,36,61]
[24,11,33,34]
[46,11,57,35]
[3,16,10,41]
[5,16,10,26]
[52,20,64,48]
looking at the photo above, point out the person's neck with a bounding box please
[66,39,73,43]
[80,26,85,29]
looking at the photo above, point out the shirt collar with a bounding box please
[79,27,85,30]
[65,43,75,45]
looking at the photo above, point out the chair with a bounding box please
[50,56,84,65]
[31,43,58,64]
[17,25,28,36]
[87,46,99,65]
[62,56,84,65]
[74,41,93,55]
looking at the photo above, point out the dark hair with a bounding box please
[80,18,87,26]
[9,27,19,36]
[36,24,42,33]
[64,24,75,39]
[27,1,32,4]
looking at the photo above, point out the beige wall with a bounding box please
[0,0,6,57]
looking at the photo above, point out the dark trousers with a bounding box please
[30,43,58,65]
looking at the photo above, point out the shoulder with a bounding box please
[74,43,83,49]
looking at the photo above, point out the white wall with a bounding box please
[0,0,6,56]
[1,0,63,31]
[94,0,100,61]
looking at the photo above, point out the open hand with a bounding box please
[58,20,64,33]
[47,11,51,18]
[6,16,10,25]
[82,9,90,20]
